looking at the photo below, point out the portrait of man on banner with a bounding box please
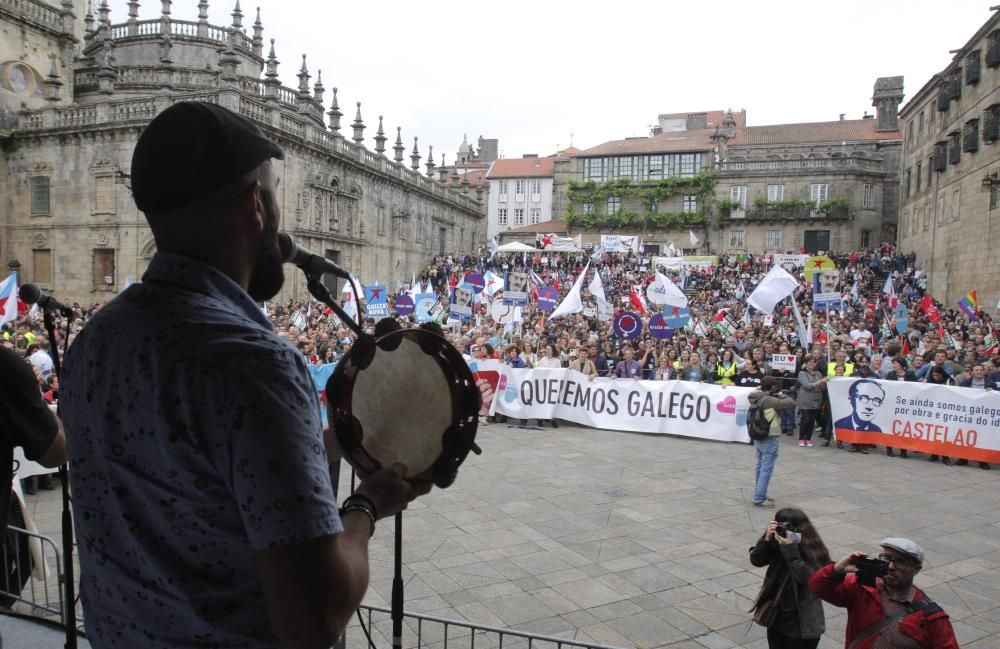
[450,284,474,322]
[834,379,885,432]
[503,271,529,306]
[812,269,843,311]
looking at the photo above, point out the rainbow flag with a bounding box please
[956,290,979,319]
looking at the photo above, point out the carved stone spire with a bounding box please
[352,102,365,144]
[425,145,436,177]
[98,0,111,39]
[392,126,405,162]
[313,69,324,106]
[44,53,63,102]
[439,154,449,182]
[84,1,96,41]
[327,87,343,134]
[159,0,171,35]
[374,115,387,155]
[252,7,263,57]
[263,38,280,98]
[127,0,139,22]
[197,0,208,22]
[410,137,421,171]
[231,0,243,30]
[296,54,310,95]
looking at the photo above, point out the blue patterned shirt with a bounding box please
[61,253,341,648]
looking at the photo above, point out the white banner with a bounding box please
[600,234,640,253]
[652,255,719,270]
[493,367,753,442]
[773,254,809,269]
[828,378,1000,463]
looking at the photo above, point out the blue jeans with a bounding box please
[753,436,780,504]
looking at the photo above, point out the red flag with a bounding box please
[629,284,647,315]
[920,295,941,324]
[902,337,911,356]
[554,277,561,292]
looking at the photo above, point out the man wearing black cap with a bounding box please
[808,537,959,648]
[61,102,426,649]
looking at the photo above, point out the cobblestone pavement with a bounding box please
[21,422,1000,648]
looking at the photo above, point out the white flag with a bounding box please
[668,241,677,257]
[747,264,799,314]
[646,271,688,308]
[689,230,699,247]
[483,270,503,297]
[549,261,591,320]
[424,280,434,294]
[588,270,613,322]
[342,275,360,322]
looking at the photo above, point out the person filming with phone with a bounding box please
[808,538,959,648]
[749,508,830,649]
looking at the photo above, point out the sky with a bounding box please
[108,0,989,160]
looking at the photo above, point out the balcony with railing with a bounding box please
[0,0,65,32]
[720,203,850,221]
[717,156,883,174]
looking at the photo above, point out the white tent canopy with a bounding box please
[496,241,538,252]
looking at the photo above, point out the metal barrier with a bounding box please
[1,525,64,621]
[354,605,626,649]
[3,527,625,649]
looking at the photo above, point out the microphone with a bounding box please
[20,284,73,315]
[277,232,349,279]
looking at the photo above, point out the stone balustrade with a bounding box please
[17,91,482,214]
[0,0,64,31]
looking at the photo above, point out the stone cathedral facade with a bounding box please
[0,0,486,305]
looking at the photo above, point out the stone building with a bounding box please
[898,8,1000,309]
[0,0,485,305]
[715,78,903,255]
[485,155,559,239]
[555,82,902,257]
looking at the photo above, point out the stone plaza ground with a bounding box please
[18,422,1000,648]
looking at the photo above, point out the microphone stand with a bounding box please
[41,306,77,649]
[300,270,406,648]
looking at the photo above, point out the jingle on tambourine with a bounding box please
[326,319,481,489]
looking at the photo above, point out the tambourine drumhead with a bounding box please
[327,325,480,489]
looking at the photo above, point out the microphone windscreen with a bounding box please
[277,232,295,263]
[19,283,42,305]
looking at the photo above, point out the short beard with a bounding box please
[247,200,285,302]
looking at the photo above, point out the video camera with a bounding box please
[854,555,890,587]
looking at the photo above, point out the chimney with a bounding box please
[872,76,904,132]
[839,113,845,121]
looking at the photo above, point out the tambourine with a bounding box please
[327,319,481,489]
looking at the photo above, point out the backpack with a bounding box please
[747,404,773,441]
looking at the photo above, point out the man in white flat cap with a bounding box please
[808,537,958,649]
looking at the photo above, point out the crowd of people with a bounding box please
[1,104,979,649]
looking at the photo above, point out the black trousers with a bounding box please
[798,409,820,441]
[767,627,820,649]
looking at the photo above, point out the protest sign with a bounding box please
[464,272,486,294]
[652,255,718,271]
[394,294,414,316]
[449,284,475,322]
[662,305,691,329]
[828,378,1000,463]
[770,354,797,372]
[414,293,437,323]
[774,254,809,270]
[537,285,560,312]
[493,368,753,442]
[613,311,643,341]
[502,271,530,306]
[364,285,389,320]
[601,234,640,253]
[647,312,673,340]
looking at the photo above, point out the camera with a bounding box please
[854,555,890,587]
[775,522,793,538]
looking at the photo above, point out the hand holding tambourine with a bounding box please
[327,318,482,489]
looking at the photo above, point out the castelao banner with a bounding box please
[492,367,753,442]
[828,378,1000,464]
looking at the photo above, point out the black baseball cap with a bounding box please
[130,101,284,213]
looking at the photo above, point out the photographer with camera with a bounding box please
[808,538,959,649]
[749,508,830,649]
